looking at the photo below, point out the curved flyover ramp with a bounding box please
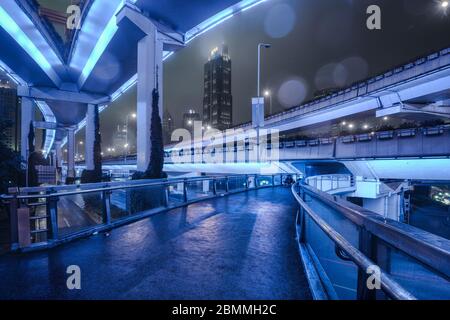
[0,187,311,300]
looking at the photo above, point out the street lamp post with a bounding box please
[124,112,136,164]
[257,43,271,97]
[256,43,271,162]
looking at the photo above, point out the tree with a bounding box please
[132,86,167,180]
[81,105,103,183]
[0,120,24,193]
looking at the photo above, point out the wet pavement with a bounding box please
[0,187,311,300]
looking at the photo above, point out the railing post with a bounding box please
[8,188,19,250]
[213,179,217,195]
[102,189,112,225]
[183,179,188,202]
[271,175,275,186]
[164,185,169,207]
[46,190,59,241]
[245,175,249,189]
[356,228,377,300]
[225,176,229,193]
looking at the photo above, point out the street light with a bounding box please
[442,1,449,8]
[256,43,271,163]
[125,112,136,163]
[257,43,271,97]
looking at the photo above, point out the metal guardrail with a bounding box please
[234,47,450,130]
[305,174,355,194]
[292,181,450,300]
[1,174,299,252]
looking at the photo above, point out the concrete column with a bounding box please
[20,97,34,161]
[85,104,96,170]
[54,141,62,168]
[136,23,163,172]
[67,127,76,179]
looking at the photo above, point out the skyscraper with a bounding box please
[203,44,232,131]
[183,109,201,133]
[162,111,174,143]
[0,75,20,151]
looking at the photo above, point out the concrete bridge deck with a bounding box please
[0,187,311,300]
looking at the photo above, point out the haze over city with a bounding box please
[94,0,450,150]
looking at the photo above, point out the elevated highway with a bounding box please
[93,125,450,181]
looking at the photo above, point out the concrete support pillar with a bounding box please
[54,141,62,168]
[85,104,96,170]
[136,23,163,172]
[67,127,76,179]
[20,97,34,161]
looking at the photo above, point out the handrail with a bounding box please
[291,183,416,300]
[2,174,297,252]
[300,183,450,279]
[1,175,253,200]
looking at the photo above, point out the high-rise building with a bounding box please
[162,111,174,143]
[203,44,232,131]
[183,109,201,133]
[0,75,20,151]
[112,124,127,151]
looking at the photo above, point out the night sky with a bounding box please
[97,0,450,149]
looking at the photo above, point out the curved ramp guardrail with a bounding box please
[1,174,298,252]
[305,174,355,195]
[292,181,450,300]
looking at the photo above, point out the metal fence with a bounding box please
[292,181,450,300]
[1,174,298,252]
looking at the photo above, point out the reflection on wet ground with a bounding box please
[0,187,311,300]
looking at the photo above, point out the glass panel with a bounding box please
[57,191,103,237]
[186,180,214,200]
[215,178,228,194]
[256,175,273,187]
[112,185,166,220]
[247,176,256,188]
[228,176,247,191]
[167,183,185,208]
[273,175,282,186]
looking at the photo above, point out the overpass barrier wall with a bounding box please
[234,47,450,130]
[160,126,450,165]
[1,174,298,252]
[292,182,450,300]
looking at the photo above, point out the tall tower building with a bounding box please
[203,44,232,131]
[183,109,201,133]
[162,111,174,143]
[0,75,20,151]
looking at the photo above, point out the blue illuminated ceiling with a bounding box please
[0,0,268,148]
[0,0,264,95]
[135,0,246,33]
